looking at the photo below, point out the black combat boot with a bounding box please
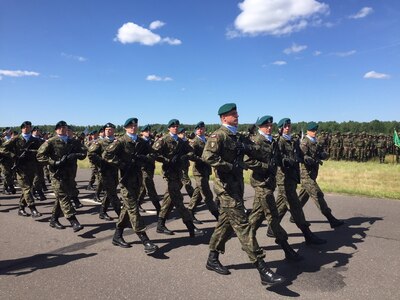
[49,216,66,229]
[323,212,345,228]
[184,221,205,237]
[211,210,219,221]
[93,192,102,203]
[254,259,286,286]
[99,206,113,221]
[137,232,158,255]
[68,216,84,232]
[189,209,202,224]
[289,216,295,223]
[206,251,231,275]
[18,207,29,217]
[300,226,327,245]
[156,217,174,235]
[266,226,275,238]
[112,227,131,248]
[278,240,303,262]
[29,206,42,218]
[71,197,83,209]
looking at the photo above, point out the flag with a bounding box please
[394,129,400,148]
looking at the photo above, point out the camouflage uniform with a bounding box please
[376,134,387,163]
[0,134,42,215]
[202,125,264,263]
[37,133,87,229]
[0,136,16,194]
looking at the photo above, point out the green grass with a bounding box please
[78,156,400,200]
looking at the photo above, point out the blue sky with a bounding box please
[1,0,399,127]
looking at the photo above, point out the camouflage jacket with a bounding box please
[88,137,119,172]
[189,135,211,176]
[276,136,301,185]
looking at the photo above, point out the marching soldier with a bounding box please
[245,115,301,261]
[37,121,86,232]
[31,126,47,201]
[0,121,43,217]
[88,123,121,221]
[177,127,195,198]
[104,117,158,255]
[202,103,285,286]
[297,122,344,228]
[153,119,205,238]
[187,121,219,223]
[0,127,16,194]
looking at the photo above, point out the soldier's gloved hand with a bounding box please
[319,152,329,160]
[54,155,67,168]
[304,156,315,166]
[180,154,188,163]
[171,155,179,164]
[236,142,252,154]
[282,158,295,168]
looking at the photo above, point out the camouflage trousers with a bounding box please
[298,175,331,215]
[187,174,218,214]
[209,203,265,264]
[51,175,76,219]
[159,171,192,222]
[101,169,121,214]
[116,174,146,232]
[275,181,309,228]
[181,167,194,198]
[248,186,288,244]
[0,160,14,190]
[138,168,160,205]
[16,167,36,208]
[33,163,46,191]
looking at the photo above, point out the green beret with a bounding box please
[55,120,68,130]
[167,119,180,128]
[20,121,32,129]
[218,103,237,116]
[32,126,40,132]
[104,122,116,129]
[195,121,205,129]
[277,118,291,128]
[306,121,318,131]
[140,124,151,132]
[178,127,186,134]
[124,117,138,128]
[256,115,273,126]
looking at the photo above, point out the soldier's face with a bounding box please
[56,126,67,136]
[196,127,205,136]
[169,125,179,135]
[221,110,239,127]
[282,123,291,135]
[21,125,31,134]
[308,130,317,138]
[125,123,138,135]
[105,127,115,137]
[259,123,273,135]
[141,131,150,138]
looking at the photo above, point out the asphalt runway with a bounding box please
[1,169,399,299]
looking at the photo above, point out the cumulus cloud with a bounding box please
[0,69,40,80]
[349,7,374,19]
[232,0,329,36]
[313,50,322,56]
[61,52,87,62]
[149,20,165,30]
[272,60,287,66]
[363,71,390,79]
[115,21,181,46]
[146,75,173,81]
[333,50,356,57]
[284,43,307,54]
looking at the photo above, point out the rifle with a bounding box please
[163,138,186,174]
[11,140,35,172]
[53,142,75,181]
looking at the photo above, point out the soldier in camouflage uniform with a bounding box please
[88,123,121,221]
[0,121,43,217]
[37,121,86,231]
[244,115,301,261]
[187,121,219,224]
[86,130,100,190]
[153,119,204,237]
[137,124,161,214]
[0,127,16,194]
[203,103,285,286]
[376,134,387,163]
[31,126,47,201]
[342,133,353,161]
[177,127,195,198]
[297,122,344,228]
[104,118,158,255]
[274,118,326,245]
[330,132,342,160]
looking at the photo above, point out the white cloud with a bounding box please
[61,52,87,62]
[284,43,307,54]
[272,60,287,65]
[349,7,374,19]
[232,0,329,36]
[313,50,322,56]
[0,69,40,80]
[146,75,173,81]
[115,21,181,46]
[363,71,390,79]
[149,20,165,30]
[333,50,356,57]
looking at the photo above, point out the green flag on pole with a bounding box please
[394,129,400,148]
